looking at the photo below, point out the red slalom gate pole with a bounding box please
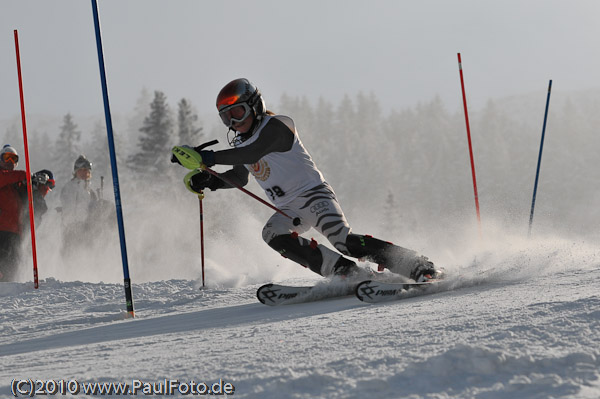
[14,30,39,288]
[457,53,482,237]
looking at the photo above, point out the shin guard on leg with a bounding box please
[268,233,323,275]
[268,233,356,277]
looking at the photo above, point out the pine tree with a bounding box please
[29,130,53,172]
[2,122,21,149]
[177,98,203,145]
[54,113,81,181]
[328,94,357,194]
[127,91,173,175]
[309,97,334,178]
[381,190,402,237]
[126,87,152,154]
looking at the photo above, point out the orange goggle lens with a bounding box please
[1,153,18,164]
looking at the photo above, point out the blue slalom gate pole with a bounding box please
[528,80,553,237]
[91,0,135,317]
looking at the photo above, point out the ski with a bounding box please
[257,280,355,306]
[355,279,442,303]
[257,272,445,306]
[256,283,314,306]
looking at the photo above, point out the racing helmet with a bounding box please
[216,78,266,129]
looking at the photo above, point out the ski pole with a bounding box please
[193,141,218,289]
[100,175,104,200]
[173,141,301,226]
[198,192,206,287]
[201,166,301,226]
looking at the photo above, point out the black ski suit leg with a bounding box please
[0,231,22,281]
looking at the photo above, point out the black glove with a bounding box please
[190,171,219,192]
[191,171,224,192]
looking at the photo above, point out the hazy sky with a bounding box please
[2,0,599,123]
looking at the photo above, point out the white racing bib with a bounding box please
[236,115,324,207]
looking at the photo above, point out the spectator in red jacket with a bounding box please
[0,145,54,281]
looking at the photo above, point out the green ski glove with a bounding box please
[172,146,205,170]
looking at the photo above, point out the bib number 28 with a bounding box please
[266,186,286,200]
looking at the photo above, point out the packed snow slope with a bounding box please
[1,234,600,398]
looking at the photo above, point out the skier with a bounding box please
[0,144,55,281]
[173,78,440,282]
[59,155,97,255]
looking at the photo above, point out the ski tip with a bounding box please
[354,280,372,302]
[256,283,274,304]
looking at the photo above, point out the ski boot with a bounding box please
[331,256,375,281]
[345,234,415,273]
[345,233,441,280]
[409,256,443,282]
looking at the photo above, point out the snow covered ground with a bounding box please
[1,232,599,398]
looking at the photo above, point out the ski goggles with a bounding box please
[218,103,252,127]
[1,152,18,164]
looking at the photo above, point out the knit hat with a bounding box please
[0,144,19,165]
[73,154,92,171]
